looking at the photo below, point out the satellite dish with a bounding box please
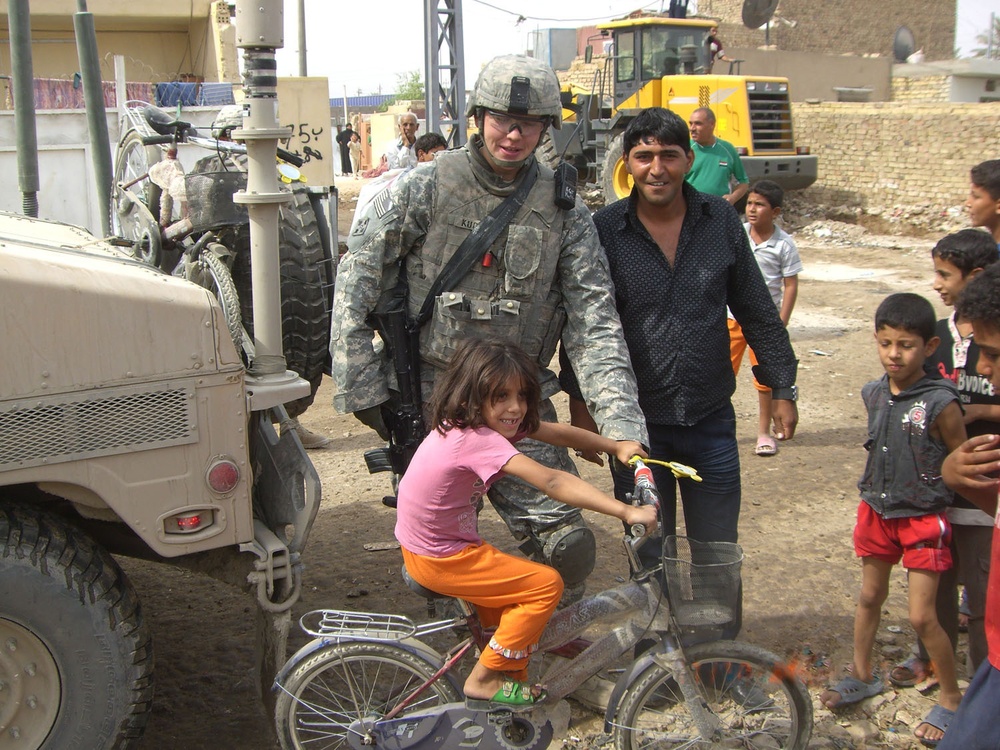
[893,26,916,63]
[742,0,779,29]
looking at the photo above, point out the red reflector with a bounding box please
[736,147,748,156]
[796,146,810,155]
[177,513,202,530]
[207,459,240,493]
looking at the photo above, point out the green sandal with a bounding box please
[465,679,546,712]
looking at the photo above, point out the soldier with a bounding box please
[331,55,647,601]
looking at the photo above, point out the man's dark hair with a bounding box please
[748,179,783,209]
[971,159,1000,201]
[931,229,999,276]
[415,132,447,155]
[874,293,936,342]
[623,107,691,157]
[956,262,1000,328]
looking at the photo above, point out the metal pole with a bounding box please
[297,0,307,76]
[234,0,294,381]
[8,0,39,217]
[989,12,996,60]
[74,0,114,236]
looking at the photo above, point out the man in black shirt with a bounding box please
[563,107,797,552]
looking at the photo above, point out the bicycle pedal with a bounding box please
[485,709,514,725]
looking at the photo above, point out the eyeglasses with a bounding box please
[485,110,548,137]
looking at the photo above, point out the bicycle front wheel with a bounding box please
[614,640,812,750]
[275,641,462,750]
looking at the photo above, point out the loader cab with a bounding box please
[600,17,714,110]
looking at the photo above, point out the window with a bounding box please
[640,26,711,79]
[616,31,636,82]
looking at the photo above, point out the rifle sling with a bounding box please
[411,161,539,331]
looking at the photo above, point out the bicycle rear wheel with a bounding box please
[111,129,163,266]
[274,641,461,750]
[614,640,812,750]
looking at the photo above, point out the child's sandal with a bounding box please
[465,678,546,712]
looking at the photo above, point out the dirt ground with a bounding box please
[124,178,977,749]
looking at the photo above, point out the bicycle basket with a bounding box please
[183,170,248,232]
[663,535,743,641]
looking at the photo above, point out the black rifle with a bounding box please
[363,277,426,483]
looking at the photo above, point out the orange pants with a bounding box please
[401,543,563,677]
[728,318,769,393]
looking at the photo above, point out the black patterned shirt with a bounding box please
[563,183,797,427]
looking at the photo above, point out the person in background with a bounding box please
[936,262,1000,750]
[383,112,420,171]
[686,107,748,207]
[967,159,1000,253]
[336,122,357,177]
[349,132,447,235]
[729,180,802,457]
[706,24,735,72]
[349,132,363,179]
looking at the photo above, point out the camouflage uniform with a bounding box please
[331,57,646,598]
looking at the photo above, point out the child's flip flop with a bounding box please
[915,704,954,748]
[755,437,777,457]
[820,675,883,709]
[889,656,931,688]
[465,679,546,712]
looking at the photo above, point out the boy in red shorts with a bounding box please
[821,293,967,748]
[938,262,1000,749]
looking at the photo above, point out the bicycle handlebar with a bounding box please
[628,458,661,538]
[140,134,176,146]
[142,132,306,168]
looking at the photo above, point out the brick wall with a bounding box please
[792,101,1000,208]
[558,56,611,91]
[891,75,951,102]
[697,0,955,61]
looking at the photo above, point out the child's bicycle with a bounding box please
[273,458,813,749]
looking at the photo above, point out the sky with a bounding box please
[274,0,997,98]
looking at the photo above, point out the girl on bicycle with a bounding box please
[394,338,656,709]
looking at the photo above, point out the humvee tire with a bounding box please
[0,505,153,749]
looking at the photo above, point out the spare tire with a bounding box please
[230,189,332,419]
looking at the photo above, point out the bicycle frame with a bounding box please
[280,461,732,746]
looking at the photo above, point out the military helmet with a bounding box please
[212,104,244,139]
[466,55,562,129]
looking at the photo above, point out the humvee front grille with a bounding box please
[0,386,197,469]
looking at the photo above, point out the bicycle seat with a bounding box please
[143,106,195,138]
[401,565,450,600]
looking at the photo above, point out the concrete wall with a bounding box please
[557,51,892,102]
[0,0,235,84]
[728,49,892,101]
[791,101,1000,209]
[0,106,222,233]
[697,0,955,61]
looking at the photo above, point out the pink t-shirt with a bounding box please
[988,497,1000,670]
[394,425,522,557]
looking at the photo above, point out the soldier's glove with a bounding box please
[355,405,390,440]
